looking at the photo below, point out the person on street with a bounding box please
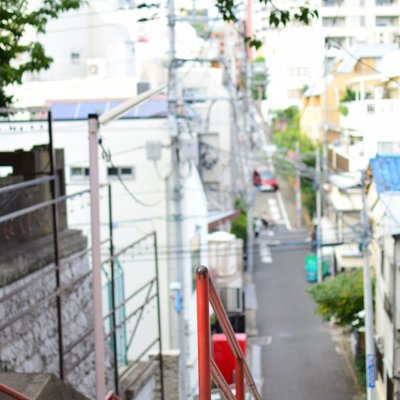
[254,218,262,238]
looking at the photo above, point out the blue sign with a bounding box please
[367,354,375,388]
[175,288,183,313]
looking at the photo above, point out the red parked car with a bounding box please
[253,168,279,192]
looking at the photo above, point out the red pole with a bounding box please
[196,265,211,400]
[235,358,245,400]
[0,383,30,400]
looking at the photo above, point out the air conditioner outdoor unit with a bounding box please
[85,58,106,79]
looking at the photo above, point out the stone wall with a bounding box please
[121,351,180,400]
[154,351,180,400]
[0,229,114,399]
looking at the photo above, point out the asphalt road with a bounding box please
[251,191,357,400]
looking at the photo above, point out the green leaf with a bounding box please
[0,0,84,107]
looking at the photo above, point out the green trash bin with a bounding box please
[305,254,328,282]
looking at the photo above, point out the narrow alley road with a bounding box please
[250,190,358,400]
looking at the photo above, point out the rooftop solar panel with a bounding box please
[77,101,107,119]
[48,97,168,120]
[51,103,78,119]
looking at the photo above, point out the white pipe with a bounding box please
[99,85,166,126]
[89,115,106,400]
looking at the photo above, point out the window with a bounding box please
[322,0,343,6]
[327,36,346,48]
[107,166,135,179]
[70,51,81,64]
[347,16,365,26]
[287,67,310,77]
[377,141,400,154]
[70,166,89,178]
[182,87,207,103]
[322,17,345,27]
[376,0,396,5]
[376,16,398,27]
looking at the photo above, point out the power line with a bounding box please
[98,139,165,207]
[327,39,400,88]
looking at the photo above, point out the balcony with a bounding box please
[322,0,344,6]
[341,99,400,132]
[376,0,397,5]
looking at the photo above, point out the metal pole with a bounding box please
[323,51,329,176]
[235,358,245,400]
[108,184,119,395]
[88,114,106,400]
[243,21,254,275]
[153,232,165,400]
[168,0,187,396]
[316,149,323,283]
[47,110,65,380]
[295,141,302,229]
[361,171,376,400]
[196,266,211,400]
[230,99,238,206]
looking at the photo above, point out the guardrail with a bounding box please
[196,265,261,400]
[0,382,30,400]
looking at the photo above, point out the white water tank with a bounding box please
[207,231,237,277]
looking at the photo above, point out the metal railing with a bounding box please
[0,382,30,400]
[196,265,261,400]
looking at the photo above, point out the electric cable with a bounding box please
[98,138,165,207]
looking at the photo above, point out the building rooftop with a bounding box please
[370,155,400,194]
[45,96,168,120]
[336,43,398,74]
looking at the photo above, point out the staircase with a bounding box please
[196,266,261,400]
[0,373,89,400]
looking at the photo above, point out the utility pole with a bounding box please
[323,50,329,176]
[295,141,302,229]
[242,20,255,274]
[88,114,106,400]
[361,170,376,400]
[316,148,323,283]
[168,0,187,397]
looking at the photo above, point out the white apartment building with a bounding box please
[368,157,400,400]
[329,48,400,172]
[252,0,400,111]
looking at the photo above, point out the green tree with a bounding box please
[215,0,318,48]
[1,0,318,107]
[271,106,317,218]
[308,269,367,326]
[0,0,82,107]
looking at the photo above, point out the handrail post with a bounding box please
[196,266,211,400]
[235,358,245,400]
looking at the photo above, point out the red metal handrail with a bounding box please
[0,382,30,400]
[196,265,261,400]
[105,391,119,400]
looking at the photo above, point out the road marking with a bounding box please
[268,198,277,206]
[260,246,272,264]
[276,189,292,230]
[250,336,272,346]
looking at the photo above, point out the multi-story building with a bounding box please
[328,47,400,171]
[319,0,400,51]
[368,156,400,400]
[300,43,396,146]
[253,0,400,111]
